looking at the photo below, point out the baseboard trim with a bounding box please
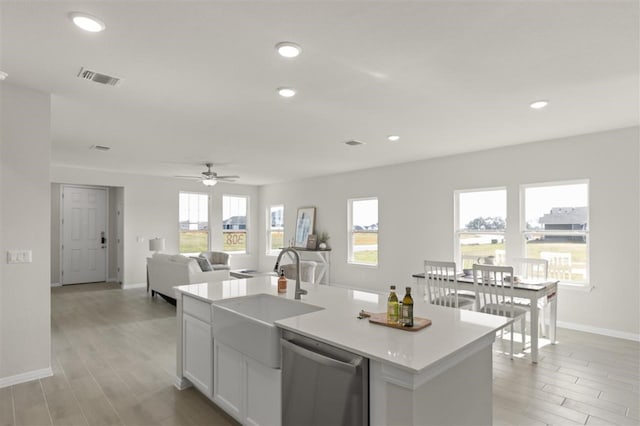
[174,376,192,390]
[121,282,146,290]
[50,282,61,287]
[557,320,640,342]
[0,367,53,389]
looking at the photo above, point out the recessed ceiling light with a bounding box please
[387,135,400,142]
[0,71,7,81]
[530,100,549,109]
[275,42,302,58]
[277,87,296,98]
[69,12,106,32]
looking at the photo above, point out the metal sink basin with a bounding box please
[211,293,324,368]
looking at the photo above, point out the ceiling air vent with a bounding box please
[343,140,366,147]
[77,67,122,86]
[90,145,111,151]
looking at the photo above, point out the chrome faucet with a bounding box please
[274,247,307,300]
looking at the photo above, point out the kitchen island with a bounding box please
[174,276,509,426]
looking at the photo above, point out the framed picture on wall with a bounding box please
[294,207,316,248]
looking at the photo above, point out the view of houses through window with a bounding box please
[267,205,284,255]
[454,182,589,285]
[348,198,378,266]
[522,181,589,284]
[223,195,248,253]
[179,191,209,254]
[455,189,507,269]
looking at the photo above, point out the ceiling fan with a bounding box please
[175,163,239,186]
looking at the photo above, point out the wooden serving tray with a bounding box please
[360,311,432,332]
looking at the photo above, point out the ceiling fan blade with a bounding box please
[173,175,202,180]
[215,175,240,180]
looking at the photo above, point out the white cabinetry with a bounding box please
[182,296,213,397]
[213,340,281,426]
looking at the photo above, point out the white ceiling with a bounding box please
[1,1,638,185]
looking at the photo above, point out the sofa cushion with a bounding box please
[193,256,213,272]
[152,253,172,262]
[170,254,191,264]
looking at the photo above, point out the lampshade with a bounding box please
[202,179,217,186]
[149,237,165,252]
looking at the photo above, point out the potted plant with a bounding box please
[318,231,330,249]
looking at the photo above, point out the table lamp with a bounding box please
[149,237,165,254]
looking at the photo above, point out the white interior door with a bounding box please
[61,186,107,285]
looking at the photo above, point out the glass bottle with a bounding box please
[402,286,414,327]
[387,285,399,324]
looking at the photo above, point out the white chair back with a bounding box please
[513,257,548,280]
[424,260,460,308]
[472,264,516,316]
[540,251,572,280]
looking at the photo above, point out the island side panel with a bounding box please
[174,292,191,390]
[371,345,493,426]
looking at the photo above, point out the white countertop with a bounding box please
[175,276,509,374]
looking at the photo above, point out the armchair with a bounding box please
[199,251,231,271]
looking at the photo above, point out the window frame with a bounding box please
[178,191,210,255]
[222,194,249,255]
[347,197,379,267]
[520,179,590,286]
[454,187,507,269]
[266,204,284,256]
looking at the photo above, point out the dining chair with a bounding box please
[472,264,527,359]
[513,257,549,335]
[513,257,548,280]
[424,260,473,309]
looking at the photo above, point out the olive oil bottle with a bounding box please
[402,286,414,327]
[387,285,399,324]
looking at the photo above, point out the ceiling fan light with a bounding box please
[202,179,217,186]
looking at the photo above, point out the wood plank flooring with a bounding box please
[1,282,638,425]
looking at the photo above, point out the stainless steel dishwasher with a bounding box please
[281,330,369,426]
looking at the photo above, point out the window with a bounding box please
[455,188,507,269]
[348,198,378,266]
[223,195,248,253]
[522,181,589,284]
[179,192,209,254]
[267,205,284,255]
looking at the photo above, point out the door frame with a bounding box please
[59,184,110,285]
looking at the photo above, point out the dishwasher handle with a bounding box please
[281,338,362,374]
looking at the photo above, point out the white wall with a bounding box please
[258,127,640,338]
[0,84,52,384]
[49,167,260,287]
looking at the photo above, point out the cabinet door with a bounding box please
[213,341,244,422]
[183,314,212,397]
[246,358,281,426]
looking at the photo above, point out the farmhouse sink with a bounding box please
[211,293,324,368]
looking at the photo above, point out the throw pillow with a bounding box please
[192,256,212,272]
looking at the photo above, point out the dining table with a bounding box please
[412,272,558,363]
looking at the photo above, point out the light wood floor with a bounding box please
[1,283,638,425]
